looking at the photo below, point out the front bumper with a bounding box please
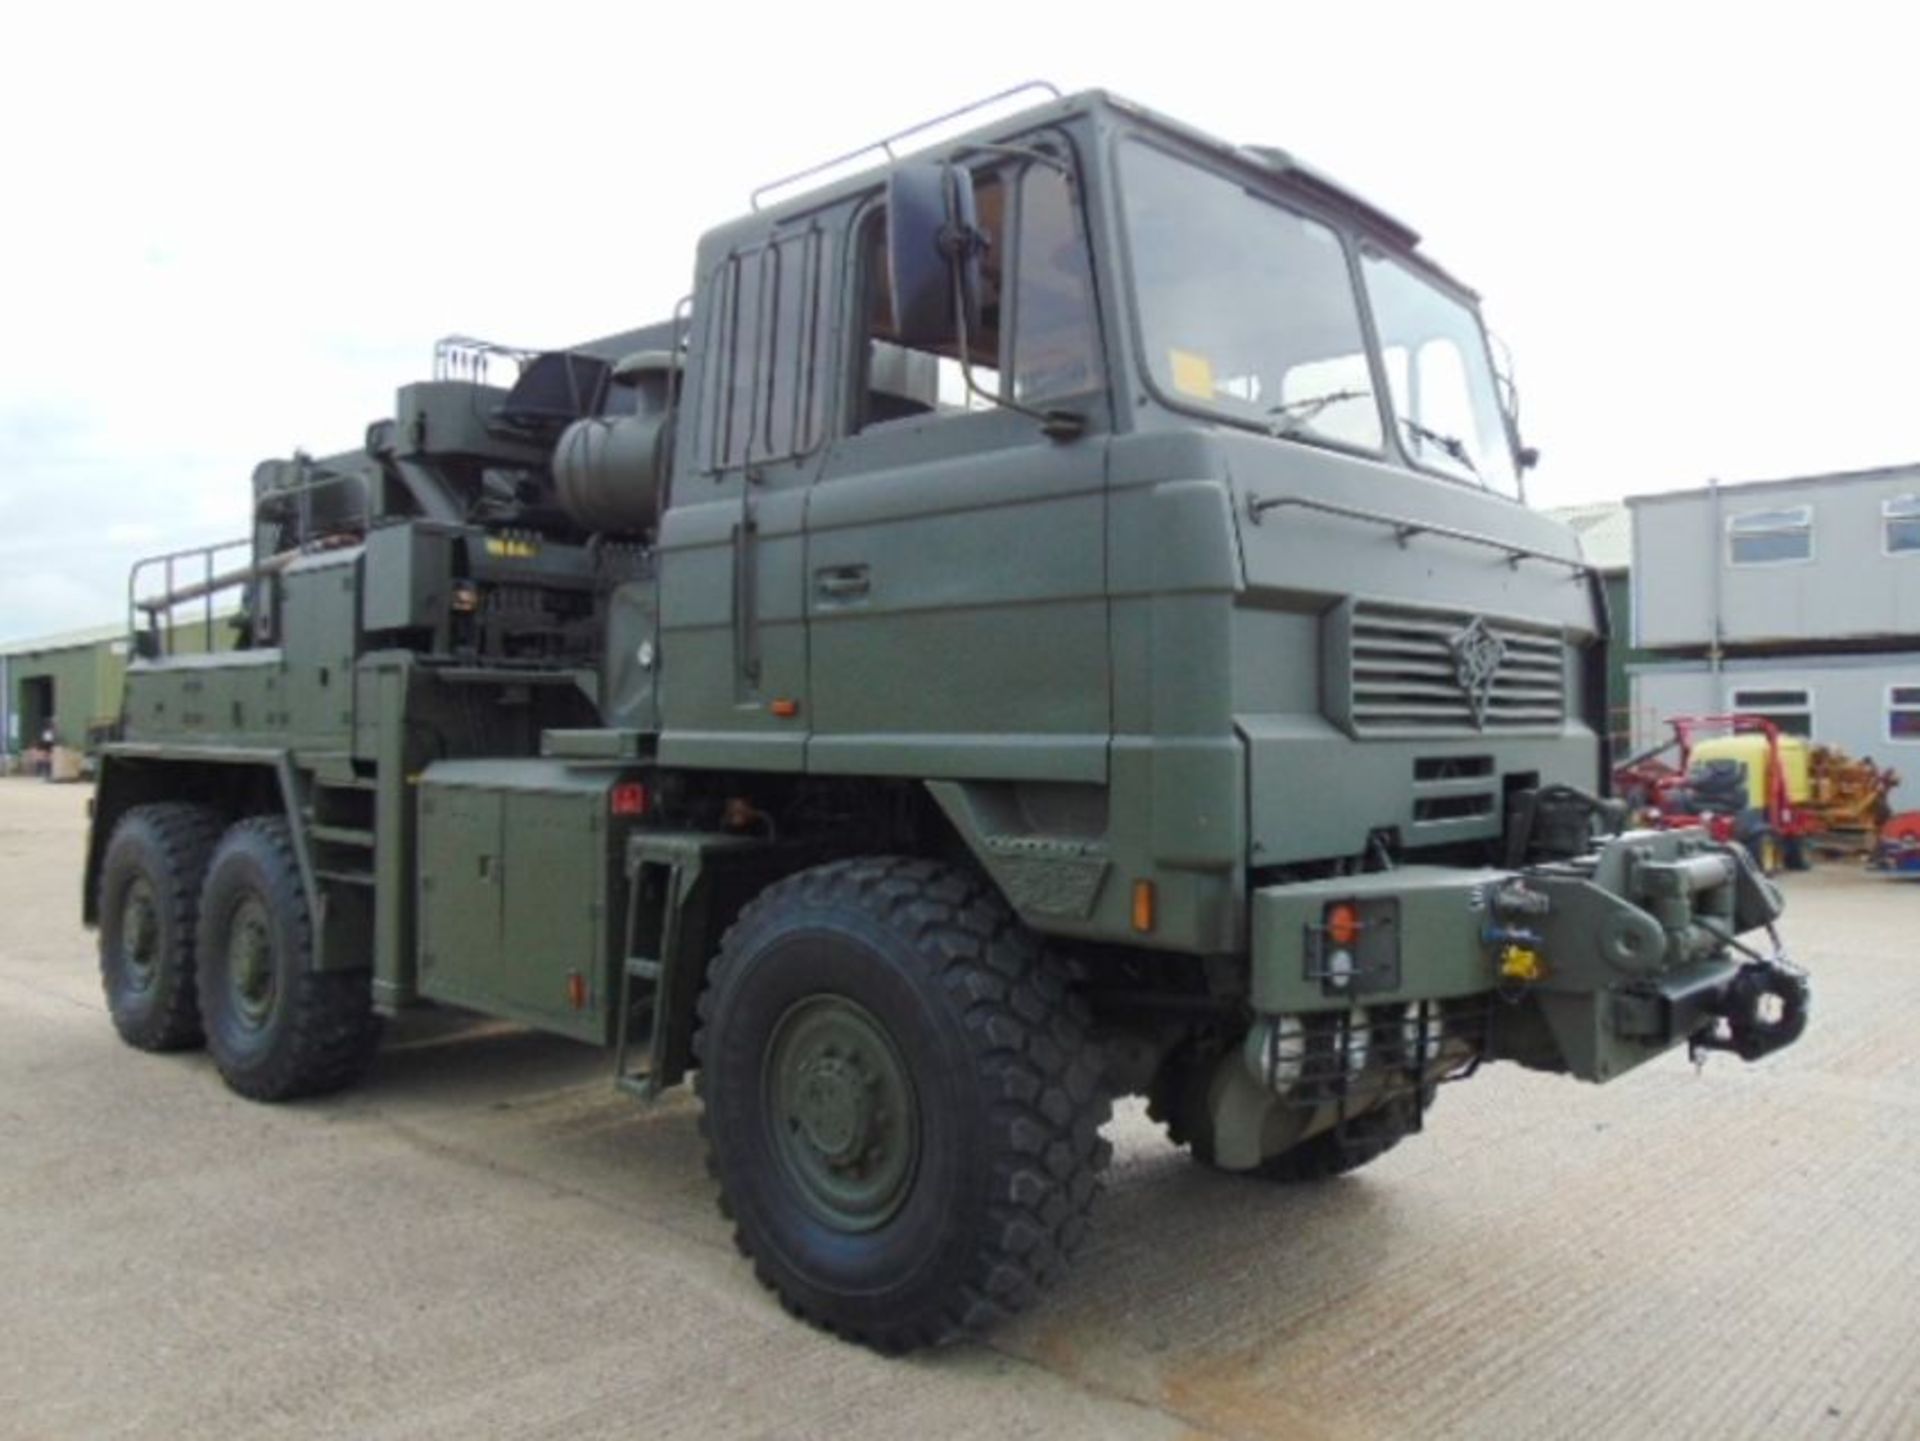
[1248,828,1805,1084]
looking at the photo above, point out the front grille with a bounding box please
[1337,600,1566,736]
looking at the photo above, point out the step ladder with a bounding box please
[610,830,777,1102]
[612,853,688,1103]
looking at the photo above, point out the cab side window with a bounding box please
[1009,162,1099,403]
[700,226,830,472]
[854,156,1099,432]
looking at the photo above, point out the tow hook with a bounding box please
[1693,958,1811,1062]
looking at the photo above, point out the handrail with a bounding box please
[749,80,1062,211]
[433,334,538,386]
[127,466,373,659]
[127,537,253,658]
[1243,491,1591,576]
[266,467,372,550]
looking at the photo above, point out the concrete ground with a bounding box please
[1,778,1916,1440]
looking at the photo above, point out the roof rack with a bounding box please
[749,80,1061,212]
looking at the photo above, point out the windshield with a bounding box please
[1361,252,1520,497]
[1119,140,1381,452]
[1118,140,1523,497]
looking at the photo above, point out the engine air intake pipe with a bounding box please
[551,351,678,535]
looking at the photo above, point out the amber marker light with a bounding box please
[770,698,800,718]
[1131,879,1156,933]
[1326,902,1361,947]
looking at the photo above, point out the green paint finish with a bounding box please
[8,617,234,753]
[1250,827,1780,1082]
[764,993,921,1232]
[86,87,1800,1108]
[416,760,632,1044]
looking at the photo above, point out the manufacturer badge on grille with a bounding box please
[1448,616,1507,729]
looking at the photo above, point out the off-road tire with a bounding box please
[1149,1044,1416,1181]
[694,857,1111,1353]
[196,816,380,1101]
[97,802,223,1051]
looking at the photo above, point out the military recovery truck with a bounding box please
[85,84,1809,1351]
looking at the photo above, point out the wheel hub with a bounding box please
[226,896,277,1028]
[792,1051,875,1164]
[765,995,919,1231]
[119,879,160,991]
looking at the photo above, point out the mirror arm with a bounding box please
[947,261,1085,442]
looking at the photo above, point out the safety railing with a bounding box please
[433,334,537,387]
[749,81,1062,211]
[128,538,255,658]
[128,469,373,658]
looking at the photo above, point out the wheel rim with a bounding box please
[225,895,278,1029]
[764,994,920,1233]
[118,878,161,993]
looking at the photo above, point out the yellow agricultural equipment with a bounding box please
[1615,714,1899,869]
[1806,746,1901,858]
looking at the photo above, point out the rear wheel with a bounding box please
[196,817,380,1101]
[695,857,1110,1352]
[97,802,223,1051]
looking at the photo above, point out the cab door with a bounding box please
[807,151,1112,782]
[657,223,833,772]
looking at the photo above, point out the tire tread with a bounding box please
[199,816,379,1102]
[99,801,224,1051]
[694,856,1111,1352]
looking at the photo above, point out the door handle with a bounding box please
[814,565,871,602]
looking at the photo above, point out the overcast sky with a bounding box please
[3,1,1915,643]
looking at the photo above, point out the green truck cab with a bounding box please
[82,85,1807,1351]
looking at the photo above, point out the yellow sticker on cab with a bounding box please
[1169,349,1215,399]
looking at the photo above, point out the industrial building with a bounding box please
[4,612,237,762]
[1,622,133,758]
[1627,462,1920,806]
[1547,500,1641,748]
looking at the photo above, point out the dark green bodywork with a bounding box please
[84,89,1801,1166]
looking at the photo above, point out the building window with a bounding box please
[1727,506,1813,565]
[1885,495,1920,555]
[1731,686,1813,737]
[1891,685,1920,742]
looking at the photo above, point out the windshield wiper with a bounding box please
[1399,417,1481,480]
[1267,387,1369,438]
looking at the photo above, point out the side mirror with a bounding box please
[885,162,984,349]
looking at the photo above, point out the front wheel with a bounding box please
[196,817,380,1101]
[695,858,1110,1352]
